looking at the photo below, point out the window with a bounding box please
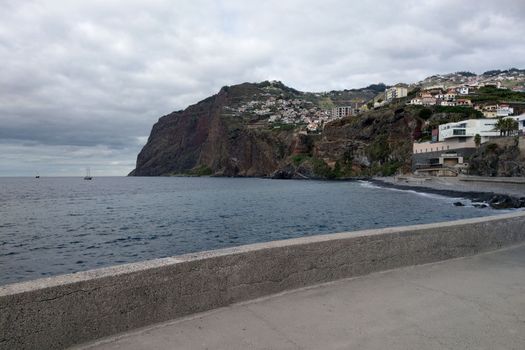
[453,129,466,136]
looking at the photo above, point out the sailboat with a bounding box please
[84,167,93,180]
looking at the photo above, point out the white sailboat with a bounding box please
[84,167,93,180]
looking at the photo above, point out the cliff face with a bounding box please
[130,83,298,176]
[314,105,418,176]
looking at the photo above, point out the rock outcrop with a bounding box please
[468,137,525,177]
[130,83,297,177]
[313,105,419,177]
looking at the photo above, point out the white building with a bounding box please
[307,122,320,132]
[374,100,387,108]
[496,104,514,117]
[413,119,502,155]
[330,106,354,119]
[385,86,408,101]
[457,86,469,95]
[440,100,456,107]
[438,119,500,143]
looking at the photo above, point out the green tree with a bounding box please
[506,119,519,136]
[474,134,481,148]
[494,118,519,136]
[494,118,506,136]
[418,108,433,120]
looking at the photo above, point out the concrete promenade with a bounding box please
[380,175,525,197]
[77,243,525,350]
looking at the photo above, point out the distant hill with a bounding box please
[417,68,525,89]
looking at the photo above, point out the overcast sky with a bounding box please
[1,0,524,176]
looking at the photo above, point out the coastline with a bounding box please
[370,176,525,209]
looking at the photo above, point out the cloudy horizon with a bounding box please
[1,0,524,176]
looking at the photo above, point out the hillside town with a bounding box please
[218,71,525,177]
[222,82,367,132]
[408,80,525,176]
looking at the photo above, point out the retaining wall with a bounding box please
[2,211,525,350]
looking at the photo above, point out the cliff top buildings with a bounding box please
[385,85,408,101]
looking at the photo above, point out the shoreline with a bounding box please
[370,176,525,209]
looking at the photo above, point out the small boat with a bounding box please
[84,167,93,180]
[35,175,40,179]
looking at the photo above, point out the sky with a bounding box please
[1,0,524,176]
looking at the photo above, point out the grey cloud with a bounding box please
[0,0,524,175]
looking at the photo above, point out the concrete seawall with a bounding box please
[2,211,525,350]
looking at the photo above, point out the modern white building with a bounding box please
[438,119,500,143]
[385,86,408,101]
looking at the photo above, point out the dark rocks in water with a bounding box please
[453,202,465,207]
[271,161,316,180]
[488,194,523,209]
[473,203,488,209]
[271,164,295,179]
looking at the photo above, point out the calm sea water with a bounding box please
[0,177,500,285]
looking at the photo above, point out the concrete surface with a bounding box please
[380,175,525,197]
[2,211,525,350]
[77,243,525,350]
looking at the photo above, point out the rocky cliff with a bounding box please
[130,81,394,178]
[130,83,297,176]
[469,137,525,177]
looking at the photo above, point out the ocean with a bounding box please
[0,176,500,285]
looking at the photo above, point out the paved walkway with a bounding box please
[76,244,525,350]
[380,176,525,197]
